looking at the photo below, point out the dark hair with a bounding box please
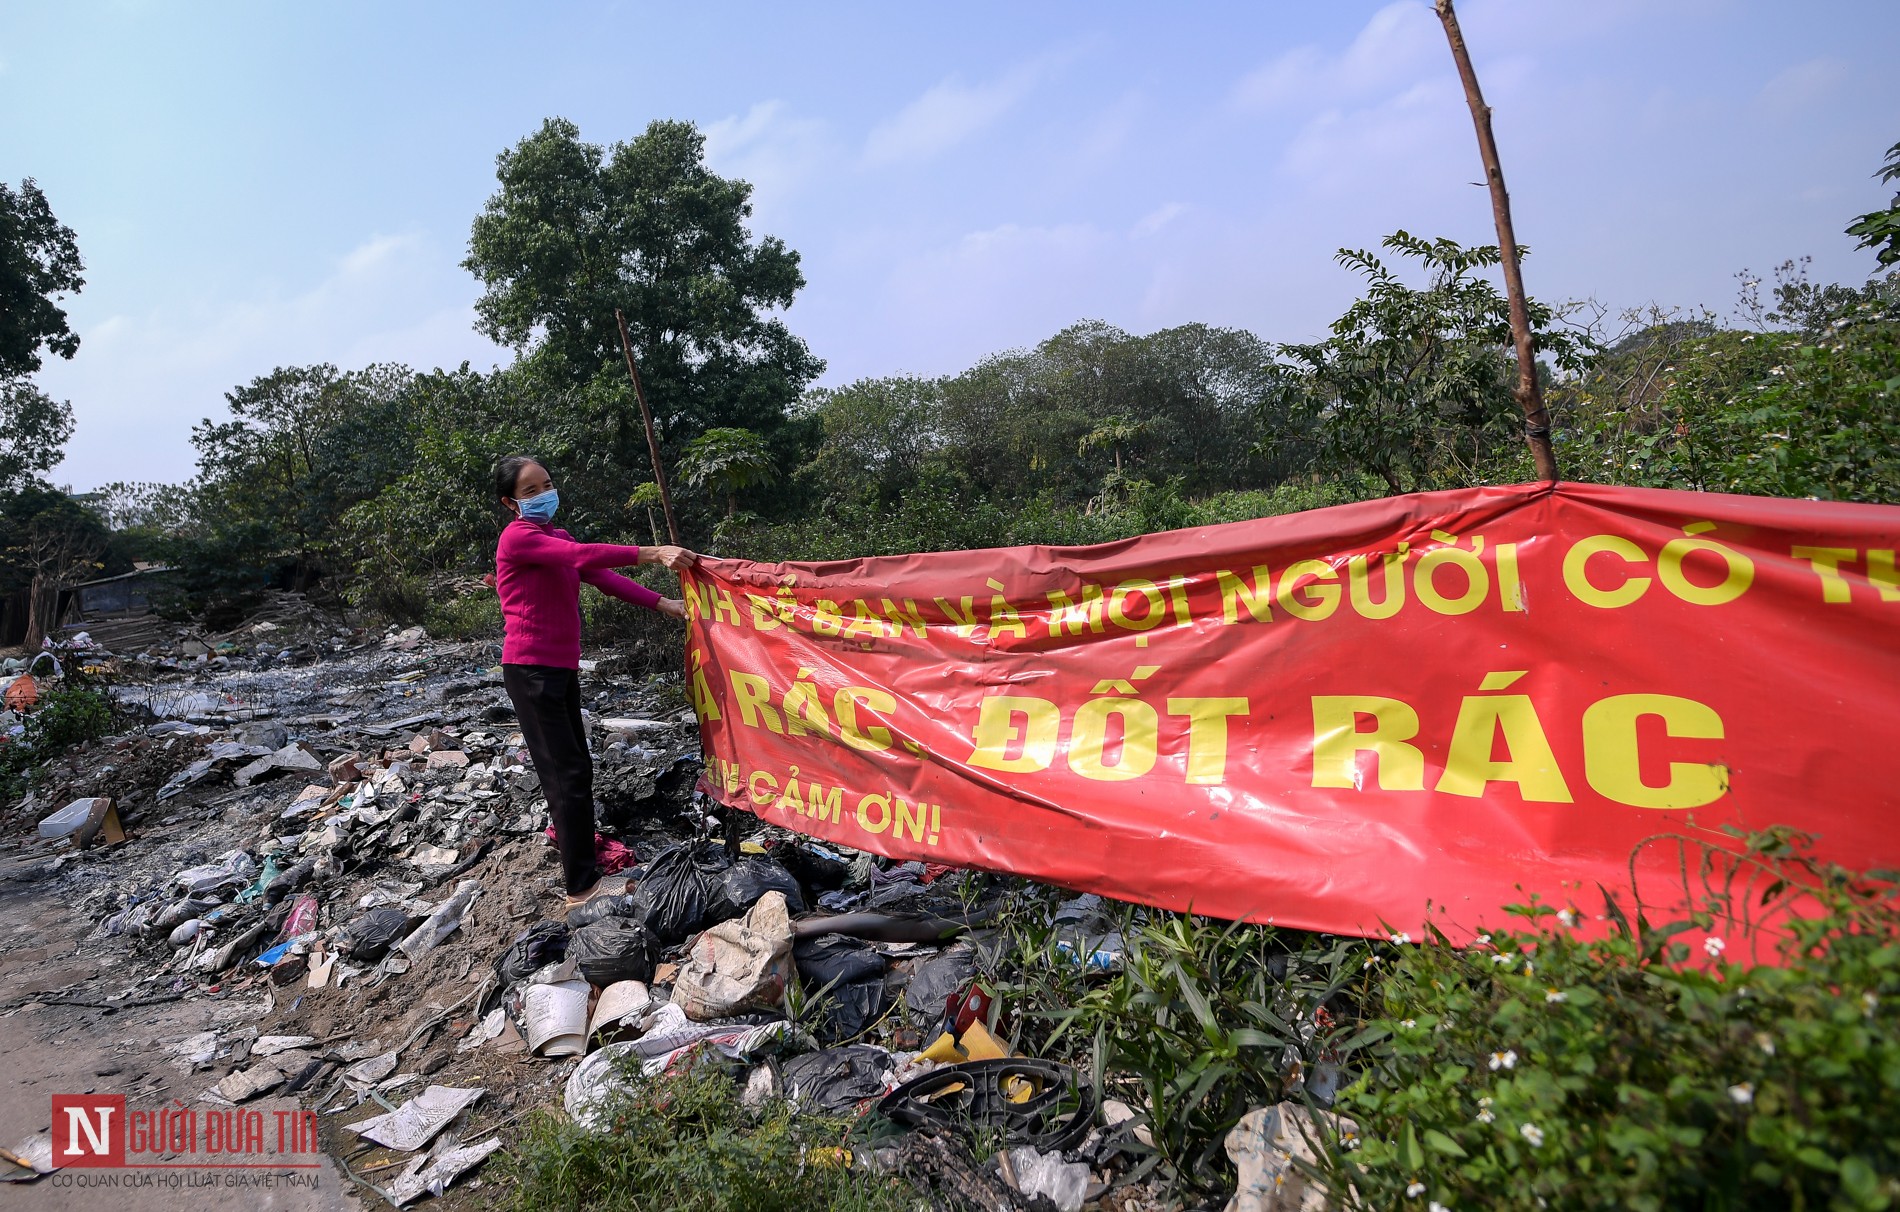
[492,455,541,503]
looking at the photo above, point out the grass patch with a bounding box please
[497,1065,916,1212]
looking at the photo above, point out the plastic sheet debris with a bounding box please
[252,1035,317,1057]
[674,890,794,1021]
[350,1085,484,1152]
[567,916,659,987]
[782,1045,897,1115]
[234,742,324,787]
[386,1135,502,1205]
[564,892,641,928]
[566,1017,799,1130]
[905,944,978,1018]
[172,850,257,896]
[878,1059,1095,1151]
[1000,1146,1090,1212]
[1223,1103,1359,1212]
[397,879,481,960]
[794,933,888,1044]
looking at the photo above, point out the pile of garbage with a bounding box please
[1,604,1337,1211]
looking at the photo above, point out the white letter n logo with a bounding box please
[65,1104,113,1156]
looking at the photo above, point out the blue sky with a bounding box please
[5,0,1897,490]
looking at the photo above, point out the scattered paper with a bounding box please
[387,1136,503,1204]
[348,1085,484,1152]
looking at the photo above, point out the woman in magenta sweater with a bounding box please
[492,455,697,907]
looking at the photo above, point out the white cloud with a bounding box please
[1756,57,1848,116]
[1232,1,1440,112]
[702,100,832,219]
[1132,202,1187,238]
[863,61,1047,167]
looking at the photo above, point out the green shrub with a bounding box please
[581,574,686,679]
[423,591,503,642]
[989,890,1378,1202]
[349,570,431,624]
[2,684,115,805]
[499,1064,911,1212]
[1317,829,1900,1212]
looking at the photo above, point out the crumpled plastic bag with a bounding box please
[567,916,659,987]
[338,907,420,962]
[673,891,794,1021]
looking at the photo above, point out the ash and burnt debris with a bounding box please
[0,596,1191,1210]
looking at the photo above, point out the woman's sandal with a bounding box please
[563,874,629,912]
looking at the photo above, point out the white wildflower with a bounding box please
[1489,1049,1517,1071]
[1556,908,1577,927]
[1703,936,1725,958]
[1401,1019,1417,1029]
[1475,933,1492,945]
[1755,1032,1776,1056]
[1728,1082,1754,1105]
[1545,988,1567,1004]
[1492,952,1513,966]
[1476,1096,1495,1124]
[1431,1203,1453,1212]
[1391,931,1412,946]
[1863,991,1879,1016]
[1408,1181,1426,1197]
[1520,1123,1545,1147]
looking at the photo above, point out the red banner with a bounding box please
[683,482,1900,941]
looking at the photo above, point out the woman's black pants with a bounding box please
[502,663,597,894]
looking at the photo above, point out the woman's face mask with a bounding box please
[517,488,559,522]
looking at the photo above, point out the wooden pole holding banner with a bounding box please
[615,308,684,544]
[1435,0,1560,483]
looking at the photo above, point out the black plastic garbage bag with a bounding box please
[720,857,806,917]
[494,920,570,987]
[811,977,886,1044]
[568,916,659,986]
[338,907,420,963]
[905,944,979,1020]
[773,843,852,900]
[781,1045,894,1115]
[565,893,642,929]
[631,843,733,945]
[794,933,888,988]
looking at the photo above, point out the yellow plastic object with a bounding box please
[957,1020,1009,1062]
[740,840,768,855]
[920,1031,964,1064]
[919,1021,1011,1064]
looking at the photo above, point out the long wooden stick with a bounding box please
[1435,0,1560,483]
[615,309,684,544]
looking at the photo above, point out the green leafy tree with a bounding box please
[0,483,108,645]
[463,117,823,456]
[0,178,84,378]
[0,377,75,491]
[184,362,414,595]
[1846,141,1900,269]
[678,426,777,519]
[1281,232,1590,494]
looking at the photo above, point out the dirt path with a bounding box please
[0,861,364,1210]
